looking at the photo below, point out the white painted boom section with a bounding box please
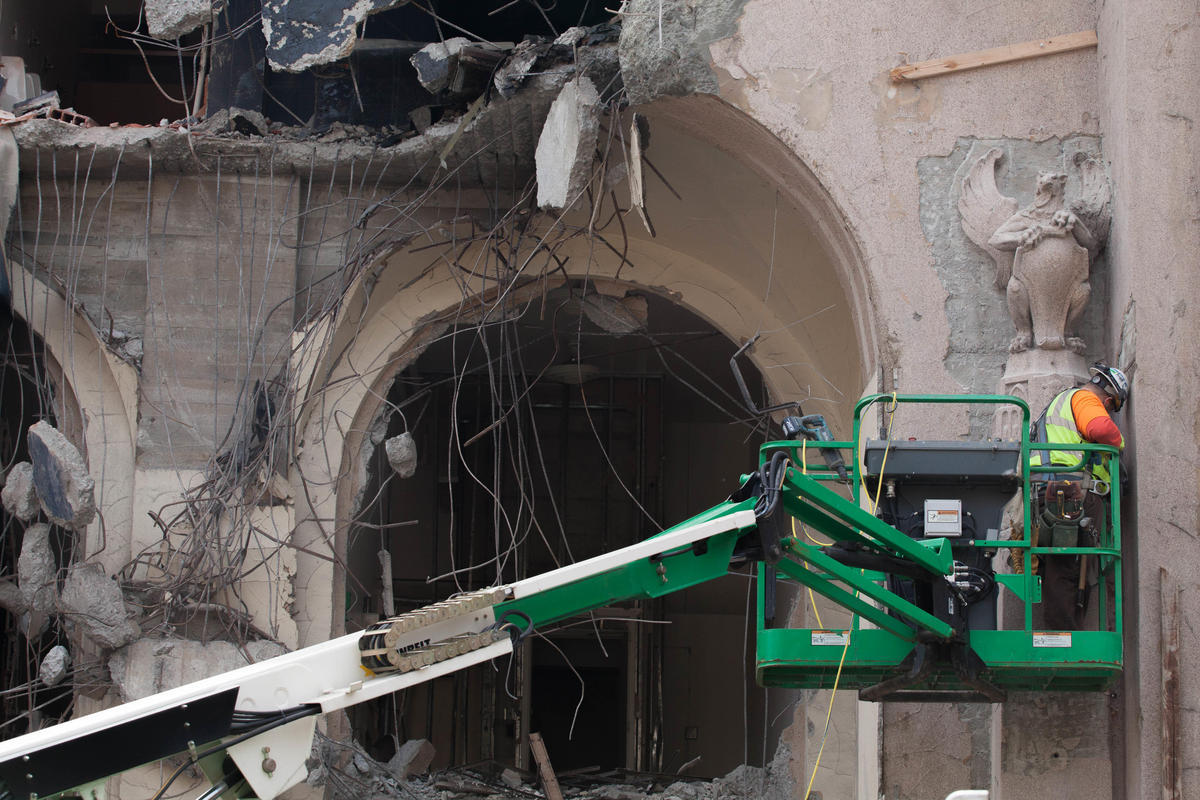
[505,510,757,599]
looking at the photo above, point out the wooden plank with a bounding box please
[891,30,1097,82]
[1161,568,1181,800]
[527,732,564,800]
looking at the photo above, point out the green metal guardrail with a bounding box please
[756,393,1122,695]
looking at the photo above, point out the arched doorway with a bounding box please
[294,97,874,781]
[345,281,784,775]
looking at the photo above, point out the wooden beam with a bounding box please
[528,732,565,800]
[1162,568,1181,800]
[890,30,1098,82]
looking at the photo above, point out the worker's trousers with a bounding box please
[1039,491,1105,631]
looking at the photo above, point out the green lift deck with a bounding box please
[495,393,1123,702]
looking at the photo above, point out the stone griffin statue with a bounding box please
[959,149,1111,353]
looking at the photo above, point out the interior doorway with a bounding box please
[345,281,793,777]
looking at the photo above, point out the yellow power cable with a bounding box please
[796,439,830,628]
[804,392,897,799]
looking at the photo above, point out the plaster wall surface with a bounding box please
[1097,2,1200,798]
[703,0,1100,435]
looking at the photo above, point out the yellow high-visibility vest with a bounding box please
[1031,388,1114,484]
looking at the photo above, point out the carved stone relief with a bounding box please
[958,147,1112,438]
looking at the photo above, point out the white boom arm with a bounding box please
[0,511,754,800]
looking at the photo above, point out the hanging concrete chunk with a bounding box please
[581,293,649,335]
[262,0,409,73]
[39,645,71,687]
[18,523,56,638]
[385,432,418,478]
[1,461,39,521]
[144,0,221,40]
[535,77,602,211]
[28,421,96,530]
[410,38,471,94]
[60,563,140,650]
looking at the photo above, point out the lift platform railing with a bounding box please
[754,393,1123,698]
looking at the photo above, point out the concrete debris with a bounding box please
[28,421,97,530]
[555,27,591,48]
[411,38,472,94]
[493,41,543,99]
[60,563,140,651]
[385,432,418,478]
[581,293,649,334]
[39,644,71,686]
[144,0,223,40]
[309,743,796,800]
[108,637,287,701]
[262,0,409,73]
[386,738,436,780]
[0,581,23,617]
[18,523,56,638]
[2,461,39,521]
[535,77,603,211]
[197,106,269,137]
[618,0,743,105]
[12,91,59,116]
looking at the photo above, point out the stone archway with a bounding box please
[6,266,138,574]
[290,96,875,782]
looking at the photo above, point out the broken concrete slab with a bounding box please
[581,293,649,334]
[535,77,602,211]
[494,41,543,99]
[2,461,39,521]
[411,38,472,94]
[387,738,436,780]
[60,563,140,651]
[28,421,96,529]
[18,523,56,637]
[197,106,269,137]
[39,644,71,686]
[108,637,287,701]
[262,0,408,73]
[618,0,745,105]
[145,0,221,40]
[384,432,418,478]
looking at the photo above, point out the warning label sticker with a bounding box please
[811,631,849,646]
[1033,632,1072,648]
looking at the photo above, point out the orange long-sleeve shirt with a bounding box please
[1070,390,1124,449]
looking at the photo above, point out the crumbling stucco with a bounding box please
[108,637,287,701]
[618,0,748,106]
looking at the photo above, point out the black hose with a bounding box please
[753,451,790,520]
[149,705,320,800]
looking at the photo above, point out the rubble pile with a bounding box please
[312,736,796,800]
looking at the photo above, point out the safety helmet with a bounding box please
[1089,362,1130,411]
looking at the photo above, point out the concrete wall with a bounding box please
[1097,2,1200,799]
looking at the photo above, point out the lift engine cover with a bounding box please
[924,499,963,536]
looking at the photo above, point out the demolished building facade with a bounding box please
[0,0,1197,798]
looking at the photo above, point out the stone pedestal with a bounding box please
[991,349,1112,799]
[992,350,1089,440]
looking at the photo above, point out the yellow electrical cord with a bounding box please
[804,392,897,799]
[795,438,831,628]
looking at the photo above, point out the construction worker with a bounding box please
[1030,362,1129,630]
